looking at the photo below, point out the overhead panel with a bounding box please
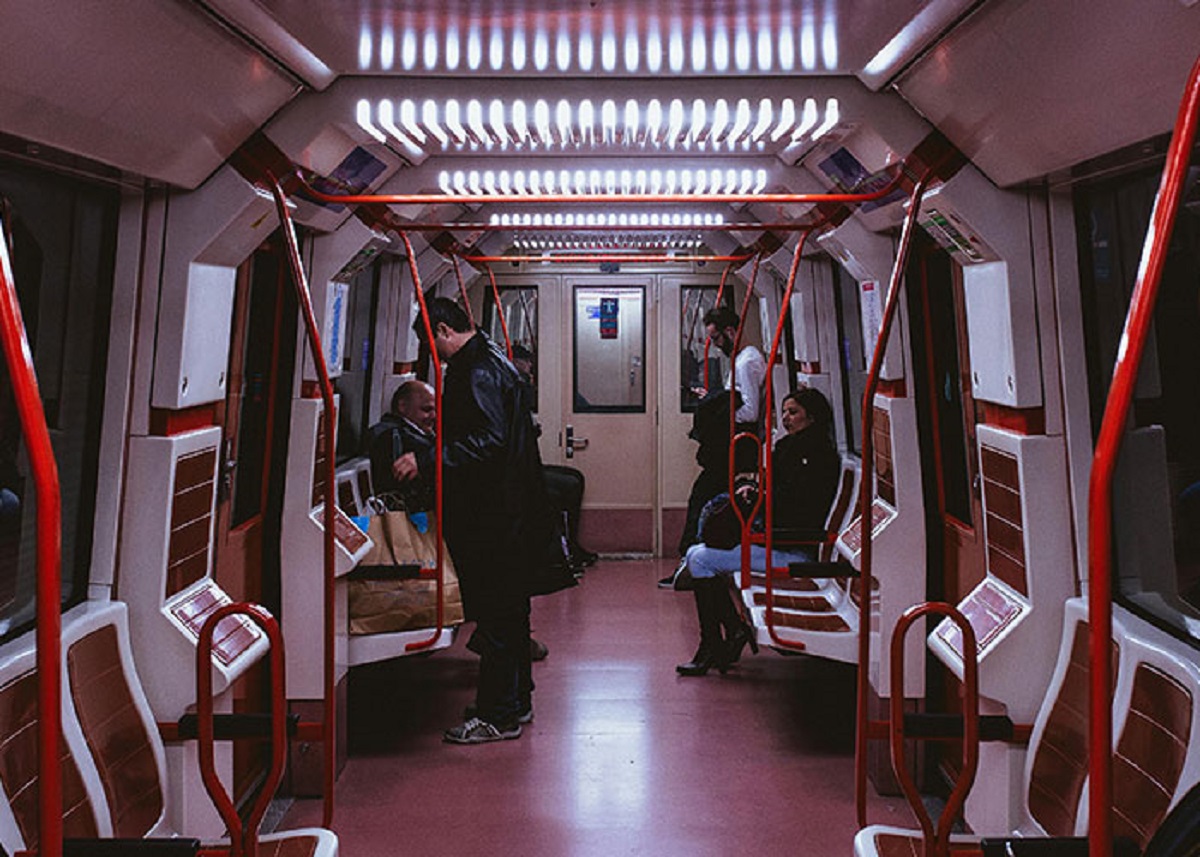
[895,0,1200,186]
[0,0,298,188]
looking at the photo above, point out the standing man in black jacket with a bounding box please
[395,298,554,743]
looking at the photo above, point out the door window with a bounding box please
[573,286,645,413]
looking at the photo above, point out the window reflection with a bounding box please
[680,286,729,413]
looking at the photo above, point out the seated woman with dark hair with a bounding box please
[676,387,841,676]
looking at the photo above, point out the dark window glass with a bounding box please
[0,165,116,640]
[1075,146,1200,645]
[831,265,866,455]
[483,286,538,408]
[333,261,380,464]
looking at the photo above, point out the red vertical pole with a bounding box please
[855,172,936,829]
[451,256,477,327]
[760,232,812,638]
[699,263,735,392]
[397,232,446,653]
[485,264,514,361]
[0,217,62,857]
[264,173,339,829]
[1086,55,1200,857]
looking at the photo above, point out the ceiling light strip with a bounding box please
[360,97,836,156]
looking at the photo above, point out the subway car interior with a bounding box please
[2,1,1200,855]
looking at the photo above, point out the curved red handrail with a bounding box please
[195,603,288,857]
[396,231,447,654]
[729,430,765,590]
[485,264,514,361]
[855,170,938,828]
[758,231,816,648]
[450,255,477,327]
[726,253,763,497]
[889,602,979,857]
[0,218,63,857]
[1086,54,1200,857]
[264,173,339,829]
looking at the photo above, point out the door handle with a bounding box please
[564,425,589,459]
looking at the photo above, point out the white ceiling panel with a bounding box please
[895,0,1200,187]
[0,0,299,188]
[248,0,933,78]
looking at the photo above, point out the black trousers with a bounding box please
[543,464,586,551]
[467,603,533,726]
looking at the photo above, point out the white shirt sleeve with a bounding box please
[732,346,767,424]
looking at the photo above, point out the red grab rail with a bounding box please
[756,230,821,647]
[1086,54,1200,857]
[855,170,938,828]
[264,173,339,829]
[396,231,448,654]
[196,603,288,857]
[0,214,63,857]
[890,603,980,857]
[484,264,514,361]
[450,256,477,327]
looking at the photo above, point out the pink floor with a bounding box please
[281,558,914,856]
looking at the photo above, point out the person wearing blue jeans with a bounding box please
[676,388,840,676]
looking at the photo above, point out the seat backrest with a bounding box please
[59,600,171,839]
[0,606,105,854]
[1100,604,1200,850]
[820,459,860,563]
[1020,598,1120,837]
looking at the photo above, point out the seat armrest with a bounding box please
[903,713,1017,742]
[171,712,300,740]
[345,563,423,581]
[979,837,1139,857]
[62,839,201,856]
[787,561,859,579]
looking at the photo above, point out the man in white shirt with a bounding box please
[714,310,768,434]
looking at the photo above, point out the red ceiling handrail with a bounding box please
[196,602,288,857]
[264,172,339,829]
[1086,54,1200,857]
[360,220,828,233]
[889,602,979,857]
[855,170,937,829]
[457,253,755,264]
[0,215,63,857]
[396,231,447,654]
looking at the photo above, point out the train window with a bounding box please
[679,286,729,412]
[0,167,116,641]
[572,285,645,413]
[483,286,538,408]
[831,264,866,455]
[922,249,975,527]
[333,261,379,463]
[1075,150,1200,644]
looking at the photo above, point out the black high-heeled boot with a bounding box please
[715,577,759,664]
[676,579,729,676]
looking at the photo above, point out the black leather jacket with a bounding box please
[416,332,554,619]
